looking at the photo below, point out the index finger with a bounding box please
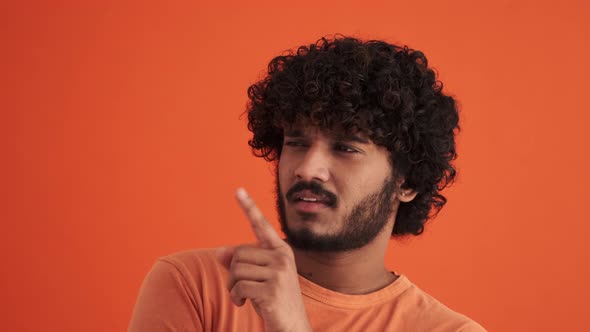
[235,188,284,249]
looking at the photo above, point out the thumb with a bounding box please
[215,246,235,270]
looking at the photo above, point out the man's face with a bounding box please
[276,126,398,252]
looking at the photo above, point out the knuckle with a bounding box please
[234,245,247,255]
[275,244,294,257]
[229,264,241,278]
[283,246,295,258]
[231,280,244,295]
[230,263,250,280]
[244,197,255,209]
[245,205,257,217]
[230,291,242,306]
[231,245,251,262]
[275,252,292,267]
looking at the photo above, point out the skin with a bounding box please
[217,189,312,332]
[217,126,417,332]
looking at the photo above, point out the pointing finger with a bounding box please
[235,188,284,249]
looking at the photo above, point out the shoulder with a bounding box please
[128,248,230,331]
[133,247,228,300]
[157,248,221,274]
[397,276,486,332]
[152,247,228,289]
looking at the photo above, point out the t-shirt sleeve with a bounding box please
[128,259,204,332]
[457,320,487,332]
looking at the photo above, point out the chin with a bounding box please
[286,213,334,236]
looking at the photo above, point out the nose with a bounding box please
[293,145,331,182]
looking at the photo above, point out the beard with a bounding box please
[276,172,396,253]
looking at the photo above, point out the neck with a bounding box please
[292,223,397,295]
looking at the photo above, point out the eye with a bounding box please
[284,140,307,148]
[334,144,359,153]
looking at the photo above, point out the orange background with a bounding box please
[3,1,589,331]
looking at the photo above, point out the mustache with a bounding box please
[285,181,338,207]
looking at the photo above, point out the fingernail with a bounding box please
[236,187,248,201]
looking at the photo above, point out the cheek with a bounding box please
[335,166,390,207]
[277,159,291,191]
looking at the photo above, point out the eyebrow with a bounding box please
[284,129,370,144]
[283,129,305,137]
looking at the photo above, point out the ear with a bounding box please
[395,177,417,203]
[398,188,417,203]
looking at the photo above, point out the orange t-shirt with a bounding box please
[128,248,485,331]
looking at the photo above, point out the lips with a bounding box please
[293,200,327,213]
[291,190,330,204]
[285,182,338,215]
[289,190,331,213]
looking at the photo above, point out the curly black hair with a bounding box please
[246,35,460,236]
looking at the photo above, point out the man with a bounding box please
[129,36,486,331]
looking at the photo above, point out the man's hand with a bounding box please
[216,188,312,332]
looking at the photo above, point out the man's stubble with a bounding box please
[276,169,397,252]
